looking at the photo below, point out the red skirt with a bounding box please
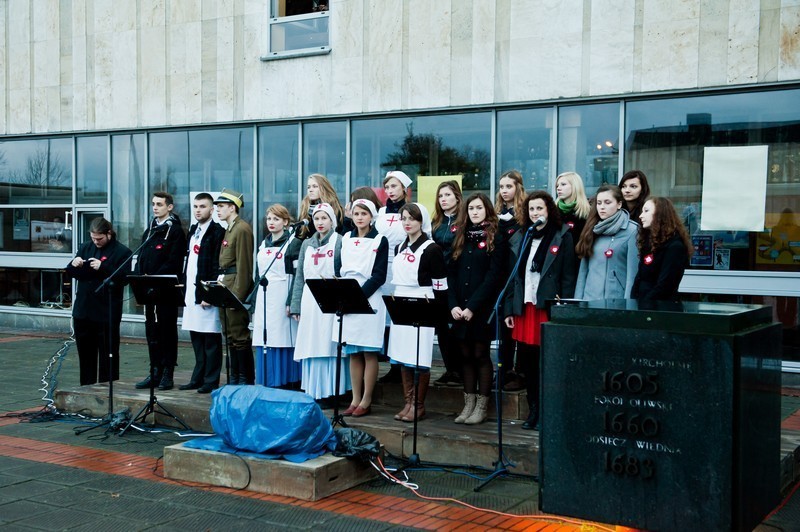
[511,303,548,346]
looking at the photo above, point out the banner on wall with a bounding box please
[417,175,463,218]
[700,146,768,231]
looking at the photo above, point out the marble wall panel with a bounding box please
[758,7,781,82]
[8,89,31,133]
[33,39,59,89]
[140,26,166,80]
[0,6,5,132]
[334,0,362,59]
[727,4,760,83]
[169,0,202,25]
[93,31,114,82]
[697,0,729,87]
[114,30,138,81]
[216,69,236,121]
[406,0,452,109]
[141,0,166,27]
[589,0,636,96]
[32,0,58,42]
[362,0,403,112]
[140,75,167,126]
[59,84,72,132]
[450,0,474,105]
[70,82,88,132]
[92,80,113,128]
[779,5,800,79]
[112,78,137,127]
[470,0,495,105]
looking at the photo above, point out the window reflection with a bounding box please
[0,267,71,309]
[304,121,346,204]
[497,108,554,191]
[149,128,254,227]
[558,103,620,193]
[259,124,299,240]
[0,138,72,204]
[111,134,145,252]
[77,136,108,204]
[0,207,73,253]
[351,113,491,197]
[625,89,800,273]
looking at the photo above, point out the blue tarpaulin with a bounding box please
[183,385,337,463]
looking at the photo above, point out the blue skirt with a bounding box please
[255,346,301,387]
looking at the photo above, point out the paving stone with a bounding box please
[258,506,339,528]
[0,480,63,500]
[11,507,95,530]
[0,500,53,522]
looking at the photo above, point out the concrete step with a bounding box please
[54,377,541,475]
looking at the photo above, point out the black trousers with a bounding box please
[74,317,120,386]
[188,330,223,386]
[516,342,540,410]
[435,321,461,374]
[144,303,179,369]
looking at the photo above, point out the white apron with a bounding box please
[387,239,435,367]
[252,236,297,347]
[181,227,221,333]
[294,233,339,361]
[333,232,387,348]
[375,207,406,294]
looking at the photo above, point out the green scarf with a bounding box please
[557,199,576,214]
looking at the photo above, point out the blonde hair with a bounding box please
[298,173,344,237]
[554,171,591,218]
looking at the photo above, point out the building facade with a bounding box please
[0,0,799,365]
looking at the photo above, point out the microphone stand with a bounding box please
[475,223,536,491]
[254,231,293,387]
[75,230,159,436]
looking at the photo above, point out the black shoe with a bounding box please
[378,364,402,384]
[521,409,539,430]
[158,367,174,390]
[434,371,453,386]
[178,382,200,390]
[445,372,463,387]
[197,384,216,394]
[134,369,161,390]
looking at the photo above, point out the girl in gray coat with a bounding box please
[574,184,639,300]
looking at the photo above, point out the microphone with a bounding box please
[289,219,309,229]
[528,217,546,231]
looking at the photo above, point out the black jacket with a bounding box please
[432,213,458,264]
[447,234,505,341]
[184,220,225,304]
[631,233,688,301]
[136,216,187,276]
[66,238,133,323]
[504,225,577,316]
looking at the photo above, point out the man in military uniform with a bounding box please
[214,188,255,384]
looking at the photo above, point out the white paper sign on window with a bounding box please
[700,146,768,231]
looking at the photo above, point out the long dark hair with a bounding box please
[451,193,498,260]
[89,217,116,239]
[638,197,693,257]
[432,180,463,232]
[575,184,624,259]
[519,190,562,231]
[495,170,526,215]
[619,170,650,220]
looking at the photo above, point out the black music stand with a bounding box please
[382,294,444,466]
[120,275,190,436]
[199,280,249,385]
[306,278,375,427]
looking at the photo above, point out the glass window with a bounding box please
[497,108,554,192]
[77,136,108,204]
[0,267,71,309]
[558,103,620,194]
[625,88,800,273]
[351,112,492,199]
[149,128,254,228]
[268,0,330,57]
[111,134,145,251]
[304,121,346,204]
[0,138,73,204]
[0,207,73,253]
[258,124,300,239]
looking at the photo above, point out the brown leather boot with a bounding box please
[394,367,413,420]
[402,371,430,422]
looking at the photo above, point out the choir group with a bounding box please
[68,169,694,432]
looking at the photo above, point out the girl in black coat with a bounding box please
[495,170,527,391]
[504,191,577,430]
[448,193,504,425]
[632,197,693,301]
